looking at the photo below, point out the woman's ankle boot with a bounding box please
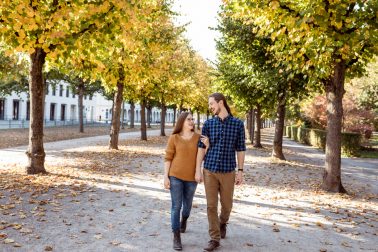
[173,230,182,251]
[180,217,188,233]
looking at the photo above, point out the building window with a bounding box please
[61,104,66,121]
[0,99,5,120]
[89,95,93,100]
[105,109,109,119]
[59,85,63,96]
[26,101,30,120]
[84,95,87,100]
[72,87,76,98]
[52,86,56,96]
[66,88,69,97]
[12,100,20,120]
[45,84,49,95]
[50,103,56,121]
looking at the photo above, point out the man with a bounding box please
[196,93,246,251]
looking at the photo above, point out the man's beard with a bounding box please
[213,108,220,115]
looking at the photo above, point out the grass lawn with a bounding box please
[359,134,378,158]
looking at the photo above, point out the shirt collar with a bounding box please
[216,114,232,123]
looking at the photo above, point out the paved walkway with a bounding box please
[0,128,377,252]
[260,128,378,194]
[0,129,165,168]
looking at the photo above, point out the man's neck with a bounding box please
[218,109,229,120]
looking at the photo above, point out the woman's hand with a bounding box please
[195,170,202,183]
[200,135,209,148]
[164,176,170,189]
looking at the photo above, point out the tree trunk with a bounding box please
[173,107,177,127]
[272,91,286,160]
[109,81,124,149]
[147,104,152,128]
[121,101,125,129]
[26,48,47,174]
[251,109,255,144]
[78,80,84,133]
[246,109,253,144]
[141,100,147,140]
[246,111,250,141]
[322,61,347,193]
[129,101,135,128]
[179,102,184,114]
[197,110,201,130]
[254,105,263,148]
[160,103,167,136]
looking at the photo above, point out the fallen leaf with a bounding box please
[94,234,103,240]
[4,238,15,244]
[110,240,121,246]
[45,245,53,251]
[316,222,324,228]
[341,241,352,248]
[20,228,33,234]
[12,224,22,230]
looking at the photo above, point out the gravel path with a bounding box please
[0,128,377,252]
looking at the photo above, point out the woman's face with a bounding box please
[183,114,195,131]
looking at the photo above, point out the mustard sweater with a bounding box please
[165,133,200,182]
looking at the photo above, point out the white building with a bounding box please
[0,81,176,128]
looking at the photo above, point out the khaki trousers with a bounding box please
[203,169,235,241]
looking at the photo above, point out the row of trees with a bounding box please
[0,1,212,174]
[217,0,377,193]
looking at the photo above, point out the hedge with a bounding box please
[341,132,362,157]
[284,126,361,157]
[290,126,298,141]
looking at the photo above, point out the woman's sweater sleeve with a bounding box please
[165,135,175,161]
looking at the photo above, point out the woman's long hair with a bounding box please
[172,112,194,135]
[209,92,232,116]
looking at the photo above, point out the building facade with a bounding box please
[0,81,176,128]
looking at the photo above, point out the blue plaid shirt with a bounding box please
[198,115,246,173]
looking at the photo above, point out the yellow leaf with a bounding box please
[4,238,15,244]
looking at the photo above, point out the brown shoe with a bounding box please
[180,216,188,233]
[203,240,220,252]
[173,230,182,251]
[220,223,227,238]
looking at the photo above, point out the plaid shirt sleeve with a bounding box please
[236,121,246,152]
[197,121,208,149]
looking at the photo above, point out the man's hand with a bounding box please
[195,170,202,183]
[235,170,243,185]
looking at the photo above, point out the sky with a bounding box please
[172,0,222,63]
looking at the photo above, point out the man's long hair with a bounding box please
[209,93,232,116]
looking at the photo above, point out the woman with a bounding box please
[164,112,208,251]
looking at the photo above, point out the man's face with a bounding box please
[208,97,221,115]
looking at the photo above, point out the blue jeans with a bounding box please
[169,176,197,232]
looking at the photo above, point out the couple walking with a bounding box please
[164,93,246,251]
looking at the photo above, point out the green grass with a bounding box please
[358,134,378,158]
[359,150,378,159]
